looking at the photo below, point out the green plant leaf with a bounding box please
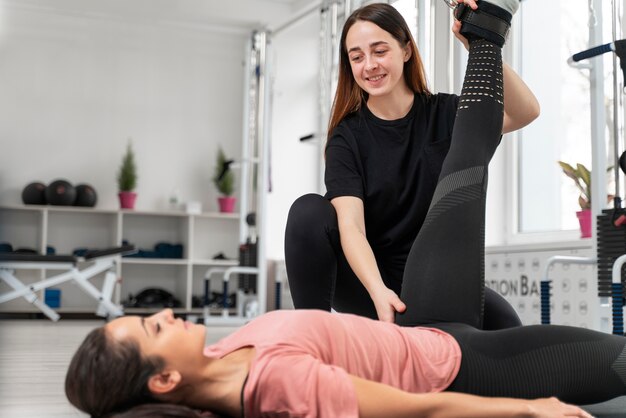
[558,161,585,194]
[576,163,591,189]
[558,161,581,185]
[212,147,235,196]
[557,161,576,176]
[576,163,591,204]
[117,140,137,192]
[558,160,591,209]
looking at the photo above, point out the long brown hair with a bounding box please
[66,327,221,418]
[327,2,430,136]
[65,326,165,417]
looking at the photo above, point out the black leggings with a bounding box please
[438,322,626,404]
[394,39,626,403]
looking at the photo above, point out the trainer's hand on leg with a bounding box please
[371,286,406,323]
[527,397,594,418]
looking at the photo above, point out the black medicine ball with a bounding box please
[74,184,98,207]
[45,179,76,206]
[22,182,47,205]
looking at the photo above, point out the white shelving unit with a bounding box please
[0,204,241,315]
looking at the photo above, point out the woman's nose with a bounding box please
[163,308,174,321]
[151,308,174,321]
[365,56,378,70]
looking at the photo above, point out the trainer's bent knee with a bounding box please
[287,194,336,230]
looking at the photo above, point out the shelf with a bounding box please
[0,205,243,315]
[122,258,188,266]
[121,209,189,217]
[0,204,240,219]
[119,258,239,266]
[0,204,47,212]
[193,212,240,220]
[192,259,239,266]
[0,204,118,214]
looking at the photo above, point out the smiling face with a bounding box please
[106,309,208,379]
[345,20,412,101]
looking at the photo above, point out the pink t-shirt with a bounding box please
[203,310,461,418]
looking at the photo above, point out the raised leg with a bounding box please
[397,36,504,327]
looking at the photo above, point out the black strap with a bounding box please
[454,4,510,41]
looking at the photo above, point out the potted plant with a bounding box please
[213,147,236,213]
[558,161,614,238]
[117,141,138,209]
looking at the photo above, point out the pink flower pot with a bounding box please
[576,209,592,238]
[118,191,137,209]
[218,196,236,213]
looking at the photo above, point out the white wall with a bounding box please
[0,2,276,212]
[265,12,322,260]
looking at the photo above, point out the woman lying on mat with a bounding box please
[66,305,625,418]
[66,1,625,417]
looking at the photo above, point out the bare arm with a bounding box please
[331,196,406,322]
[501,62,540,134]
[349,374,593,418]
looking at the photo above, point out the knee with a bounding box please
[287,194,334,227]
[483,288,522,330]
[286,194,336,238]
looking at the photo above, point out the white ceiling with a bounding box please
[1,0,312,32]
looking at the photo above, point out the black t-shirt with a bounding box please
[325,92,460,264]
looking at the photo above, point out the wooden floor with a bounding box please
[1,319,625,417]
[0,319,239,417]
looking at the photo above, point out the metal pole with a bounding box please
[256,30,269,314]
[239,36,253,243]
[589,0,606,244]
[612,0,623,207]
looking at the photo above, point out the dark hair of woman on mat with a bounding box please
[66,315,224,418]
[327,1,430,136]
[64,327,164,417]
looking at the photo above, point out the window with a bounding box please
[392,0,418,43]
[514,0,613,236]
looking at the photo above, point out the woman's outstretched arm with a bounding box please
[501,62,540,133]
[349,374,593,418]
[331,196,406,322]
